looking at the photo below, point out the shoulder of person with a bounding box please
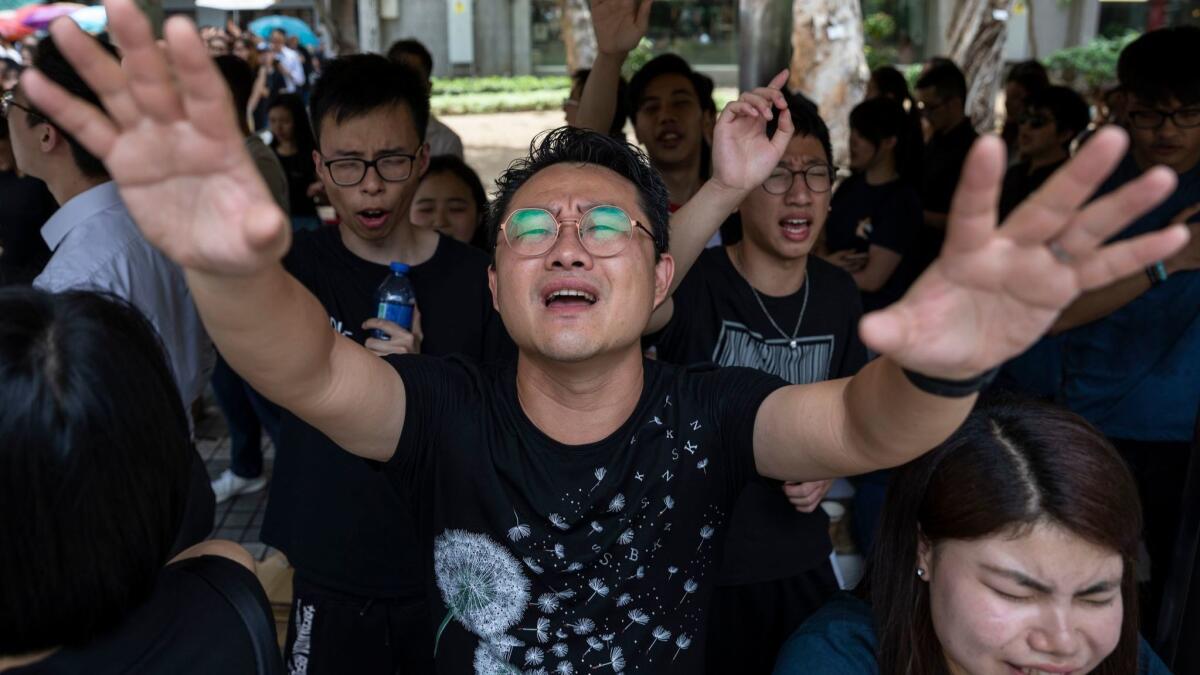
[429,233,491,271]
[774,593,879,675]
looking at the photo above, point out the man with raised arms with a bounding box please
[23,2,1189,671]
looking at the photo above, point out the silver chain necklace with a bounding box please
[748,270,810,350]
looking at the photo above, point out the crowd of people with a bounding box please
[1,0,1197,673]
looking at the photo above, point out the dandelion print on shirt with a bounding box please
[387,355,787,673]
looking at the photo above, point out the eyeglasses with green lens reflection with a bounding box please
[762,165,835,195]
[500,205,655,258]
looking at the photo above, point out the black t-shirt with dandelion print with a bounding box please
[385,354,788,674]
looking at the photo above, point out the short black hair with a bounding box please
[851,97,921,182]
[628,53,716,124]
[309,53,430,148]
[386,39,434,79]
[1005,60,1051,94]
[214,54,253,129]
[0,288,191,655]
[571,68,631,138]
[1118,25,1200,107]
[29,34,114,179]
[916,61,968,106]
[869,65,913,104]
[487,126,669,257]
[766,91,833,166]
[1026,85,1091,149]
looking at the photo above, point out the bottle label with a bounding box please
[377,302,414,330]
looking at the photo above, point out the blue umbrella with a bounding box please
[248,15,318,47]
[69,4,106,34]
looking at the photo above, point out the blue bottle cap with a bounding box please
[390,262,410,274]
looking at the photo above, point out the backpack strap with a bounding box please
[176,555,283,675]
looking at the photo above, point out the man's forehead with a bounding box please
[510,163,642,210]
[778,135,828,167]
[1129,95,1199,110]
[319,104,419,152]
[644,73,698,99]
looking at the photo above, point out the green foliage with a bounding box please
[1043,31,1139,92]
[622,38,655,79]
[863,12,896,43]
[431,89,570,115]
[904,63,923,91]
[866,45,899,72]
[431,76,572,96]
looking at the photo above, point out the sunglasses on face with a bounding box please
[500,204,655,258]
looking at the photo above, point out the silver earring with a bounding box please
[916,567,925,578]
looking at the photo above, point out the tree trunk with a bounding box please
[560,0,597,74]
[947,0,1013,133]
[789,0,869,169]
[312,0,358,56]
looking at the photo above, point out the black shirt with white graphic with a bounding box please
[826,173,922,312]
[648,247,868,584]
[261,226,514,598]
[387,355,787,674]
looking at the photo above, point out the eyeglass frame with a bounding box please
[320,151,419,187]
[1126,107,1200,131]
[761,164,837,195]
[1,89,38,120]
[498,204,657,258]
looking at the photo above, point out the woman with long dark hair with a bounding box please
[821,97,922,313]
[773,398,1170,675]
[267,93,320,231]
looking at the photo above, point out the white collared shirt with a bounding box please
[34,182,214,427]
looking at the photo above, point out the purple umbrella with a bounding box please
[21,2,84,30]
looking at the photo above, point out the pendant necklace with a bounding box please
[748,270,810,350]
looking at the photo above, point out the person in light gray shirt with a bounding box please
[6,34,214,551]
[387,38,465,159]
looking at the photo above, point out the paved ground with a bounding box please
[196,397,276,561]
[440,110,573,191]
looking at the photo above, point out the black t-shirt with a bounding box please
[998,159,1065,222]
[826,173,922,312]
[8,556,268,674]
[386,355,787,673]
[261,227,514,598]
[0,170,56,285]
[915,120,978,273]
[648,248,868,584]
[273,149,318,218]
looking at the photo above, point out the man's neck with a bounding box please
[338,217,440,267]
[658,157,704,206]
[47,167,107,206]
[728,239,808,297]
[1028,146,1068,172]
[515,346,647,445]
[936,115,966,139]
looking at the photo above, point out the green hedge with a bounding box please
[431,76,572,96]
[432,90,571,115]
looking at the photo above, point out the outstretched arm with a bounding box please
[572,0,649,134]
[23,0,405,462]
[752,129,1189,481]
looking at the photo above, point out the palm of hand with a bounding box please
[107,120,288,275]
[592,0,649,54]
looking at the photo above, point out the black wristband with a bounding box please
[902,367,998,398]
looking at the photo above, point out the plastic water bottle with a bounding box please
[374,262,415,340]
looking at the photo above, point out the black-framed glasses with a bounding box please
[1017,114,1052,130]
[0,89,36,119]
[500,204,655,258]
[762,165,836,195]
[322,152,417,187]
[1128,108,1200,130]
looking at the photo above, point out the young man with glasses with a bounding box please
[25,2,1189,671]
[255,54,514,674]
[1043,26,1200,635]
[646,94,866,674]
[998,85,1090,221]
